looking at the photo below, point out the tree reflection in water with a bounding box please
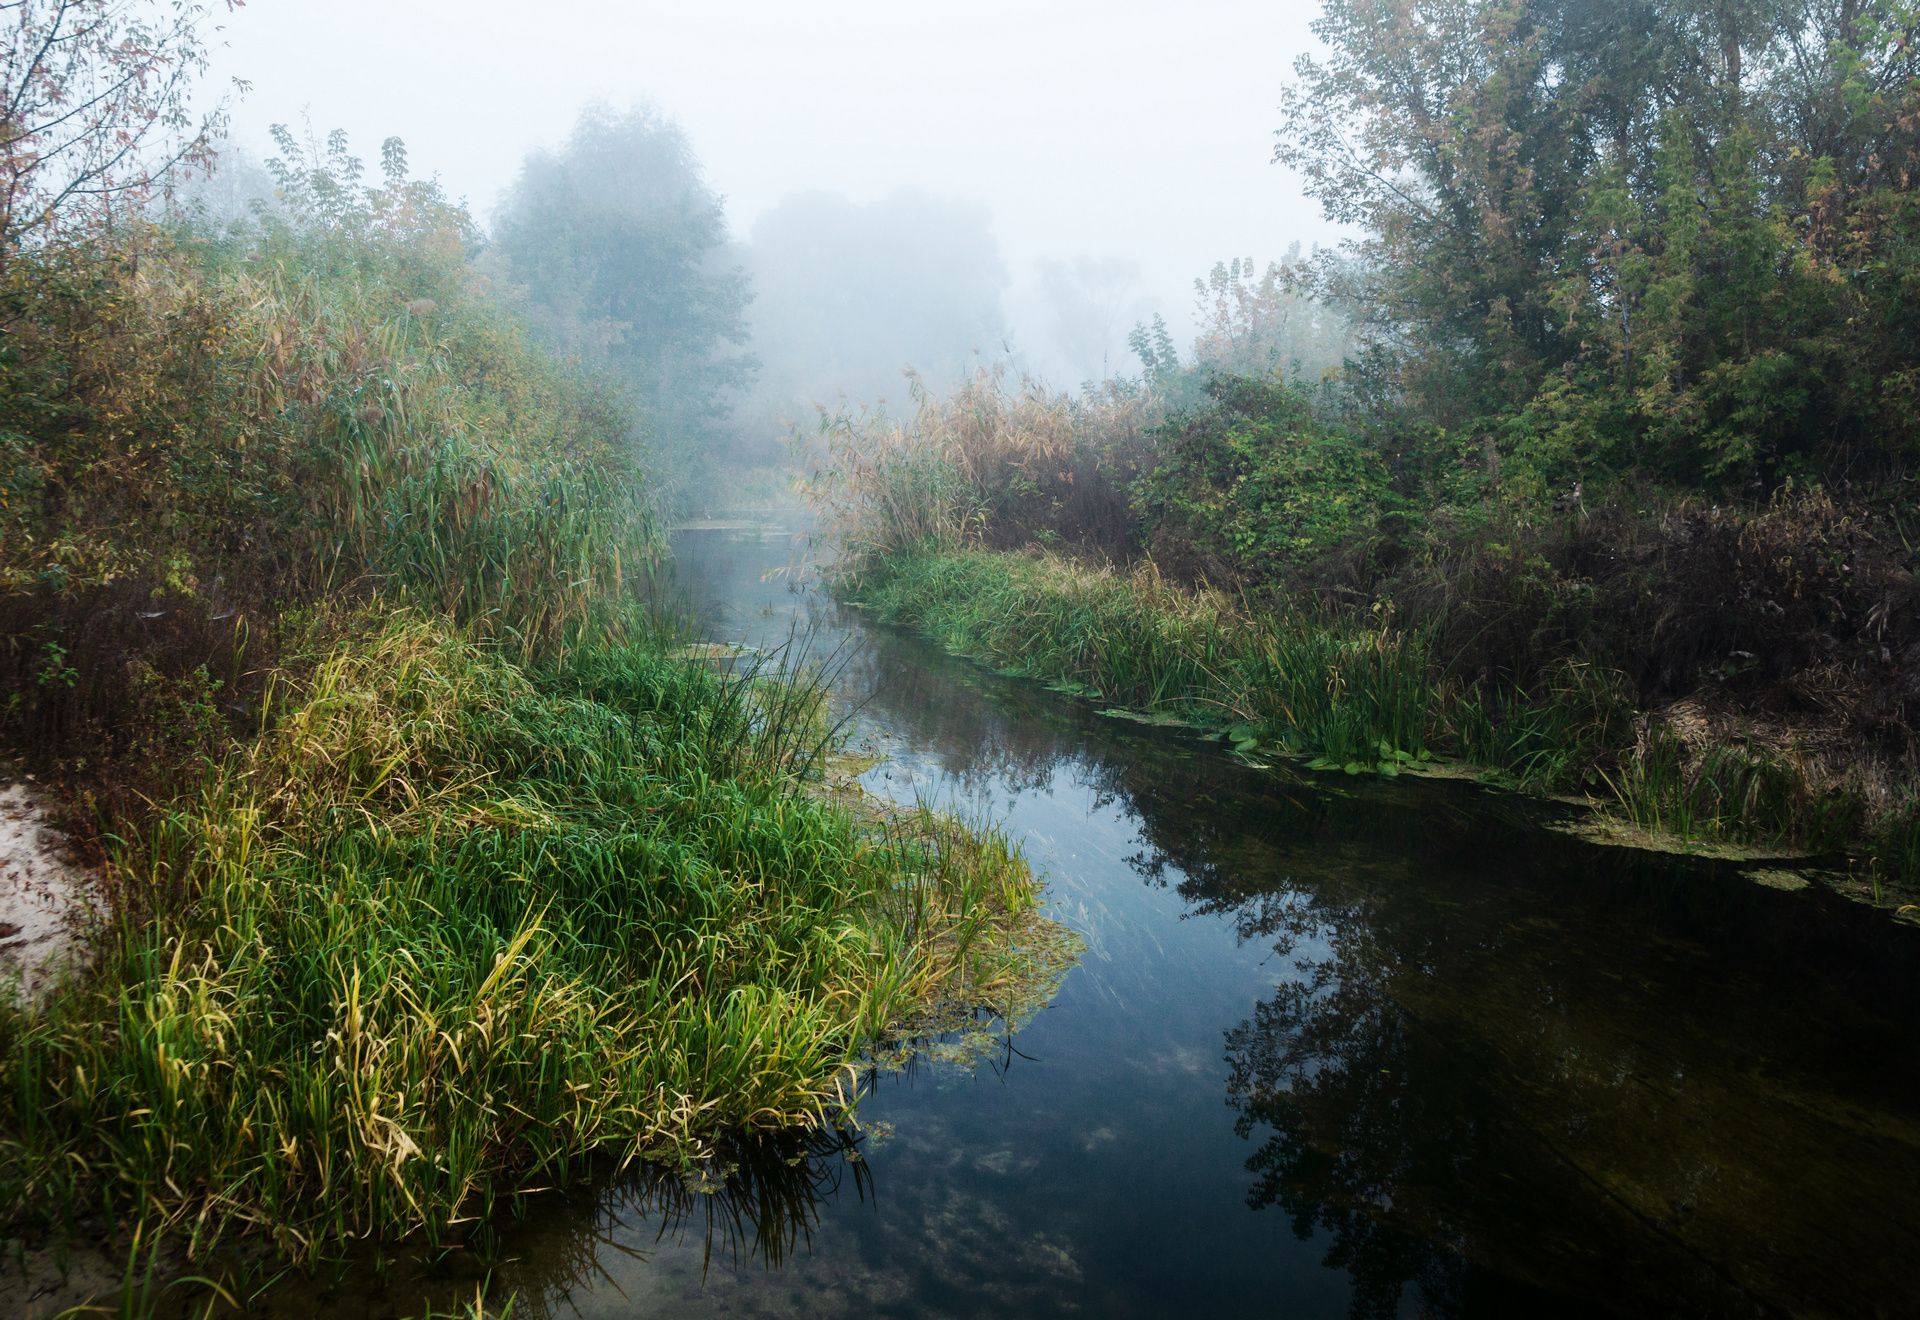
[839,608,1920,1317]
[1118,764,1920,1318]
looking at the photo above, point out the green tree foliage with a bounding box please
[1127,249,1355,420]
[1136,376,1397,580]
[492,105,755,500]
[1278,0,1920,486]
[1186,250,1353,384]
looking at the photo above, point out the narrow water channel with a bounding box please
[300,524,1920,1318]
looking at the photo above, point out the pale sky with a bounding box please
[206,0,1339,335]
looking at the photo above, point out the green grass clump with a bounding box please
[847,546,1437,767]
[1597,726,1864,852]
[0,611,1053,1261]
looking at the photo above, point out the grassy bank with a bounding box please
[844,545,1920,891]
[0,131,1069,1293]
[0,609,1052,1262]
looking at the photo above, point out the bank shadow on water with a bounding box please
[855,631,1920,1316]
[258,526,1920,1318]
[665,526,1920,1317]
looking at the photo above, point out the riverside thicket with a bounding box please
[801,0,1920,892]
[809,372,1920,891]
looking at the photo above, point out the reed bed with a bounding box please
[211,255,655,660]
[847,548,1435,768]
[801,367,1155,570]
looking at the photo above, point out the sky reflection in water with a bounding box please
[294,526,1920,1319]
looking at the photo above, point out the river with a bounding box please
[293,522,1920,1319]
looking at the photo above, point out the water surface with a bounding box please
[295,525,1920,1318]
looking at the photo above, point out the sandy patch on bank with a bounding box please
[0,783,153,1319]
[0,778,100,1006]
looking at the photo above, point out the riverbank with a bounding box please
[840,544,1920,902]
[0,605,1064,1302]
[0,776,99,1009]
[0,143,1070,1308]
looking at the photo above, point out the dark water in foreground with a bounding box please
[303,526,1920,1318]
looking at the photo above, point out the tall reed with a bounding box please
[801,367,1155,572]
[849,549,1436,765]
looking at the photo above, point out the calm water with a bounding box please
[294,525,1920,1318]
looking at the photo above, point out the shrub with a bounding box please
[1135,375,1396,583]
[1,136,659,789]
[804,367,1156,573]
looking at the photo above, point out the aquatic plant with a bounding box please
[846,549,1435,767]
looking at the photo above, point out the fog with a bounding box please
[206,0,1338,397]
[746,190,1006,404]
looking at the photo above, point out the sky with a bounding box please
[204,0,1342,340]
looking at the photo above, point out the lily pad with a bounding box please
[1095,707,1193,729]
[668,641,753,662]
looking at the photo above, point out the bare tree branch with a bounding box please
[2,0,237,253]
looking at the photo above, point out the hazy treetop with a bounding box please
[204,0,1340,322]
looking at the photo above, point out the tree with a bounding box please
[492,104,754,496]
[1188,249,1352,383]
[252,123,478,301]
[1,0,238,255]
[1277,0,1920,486]
[1031,254,1148,385]
[1123,251,1354,417]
